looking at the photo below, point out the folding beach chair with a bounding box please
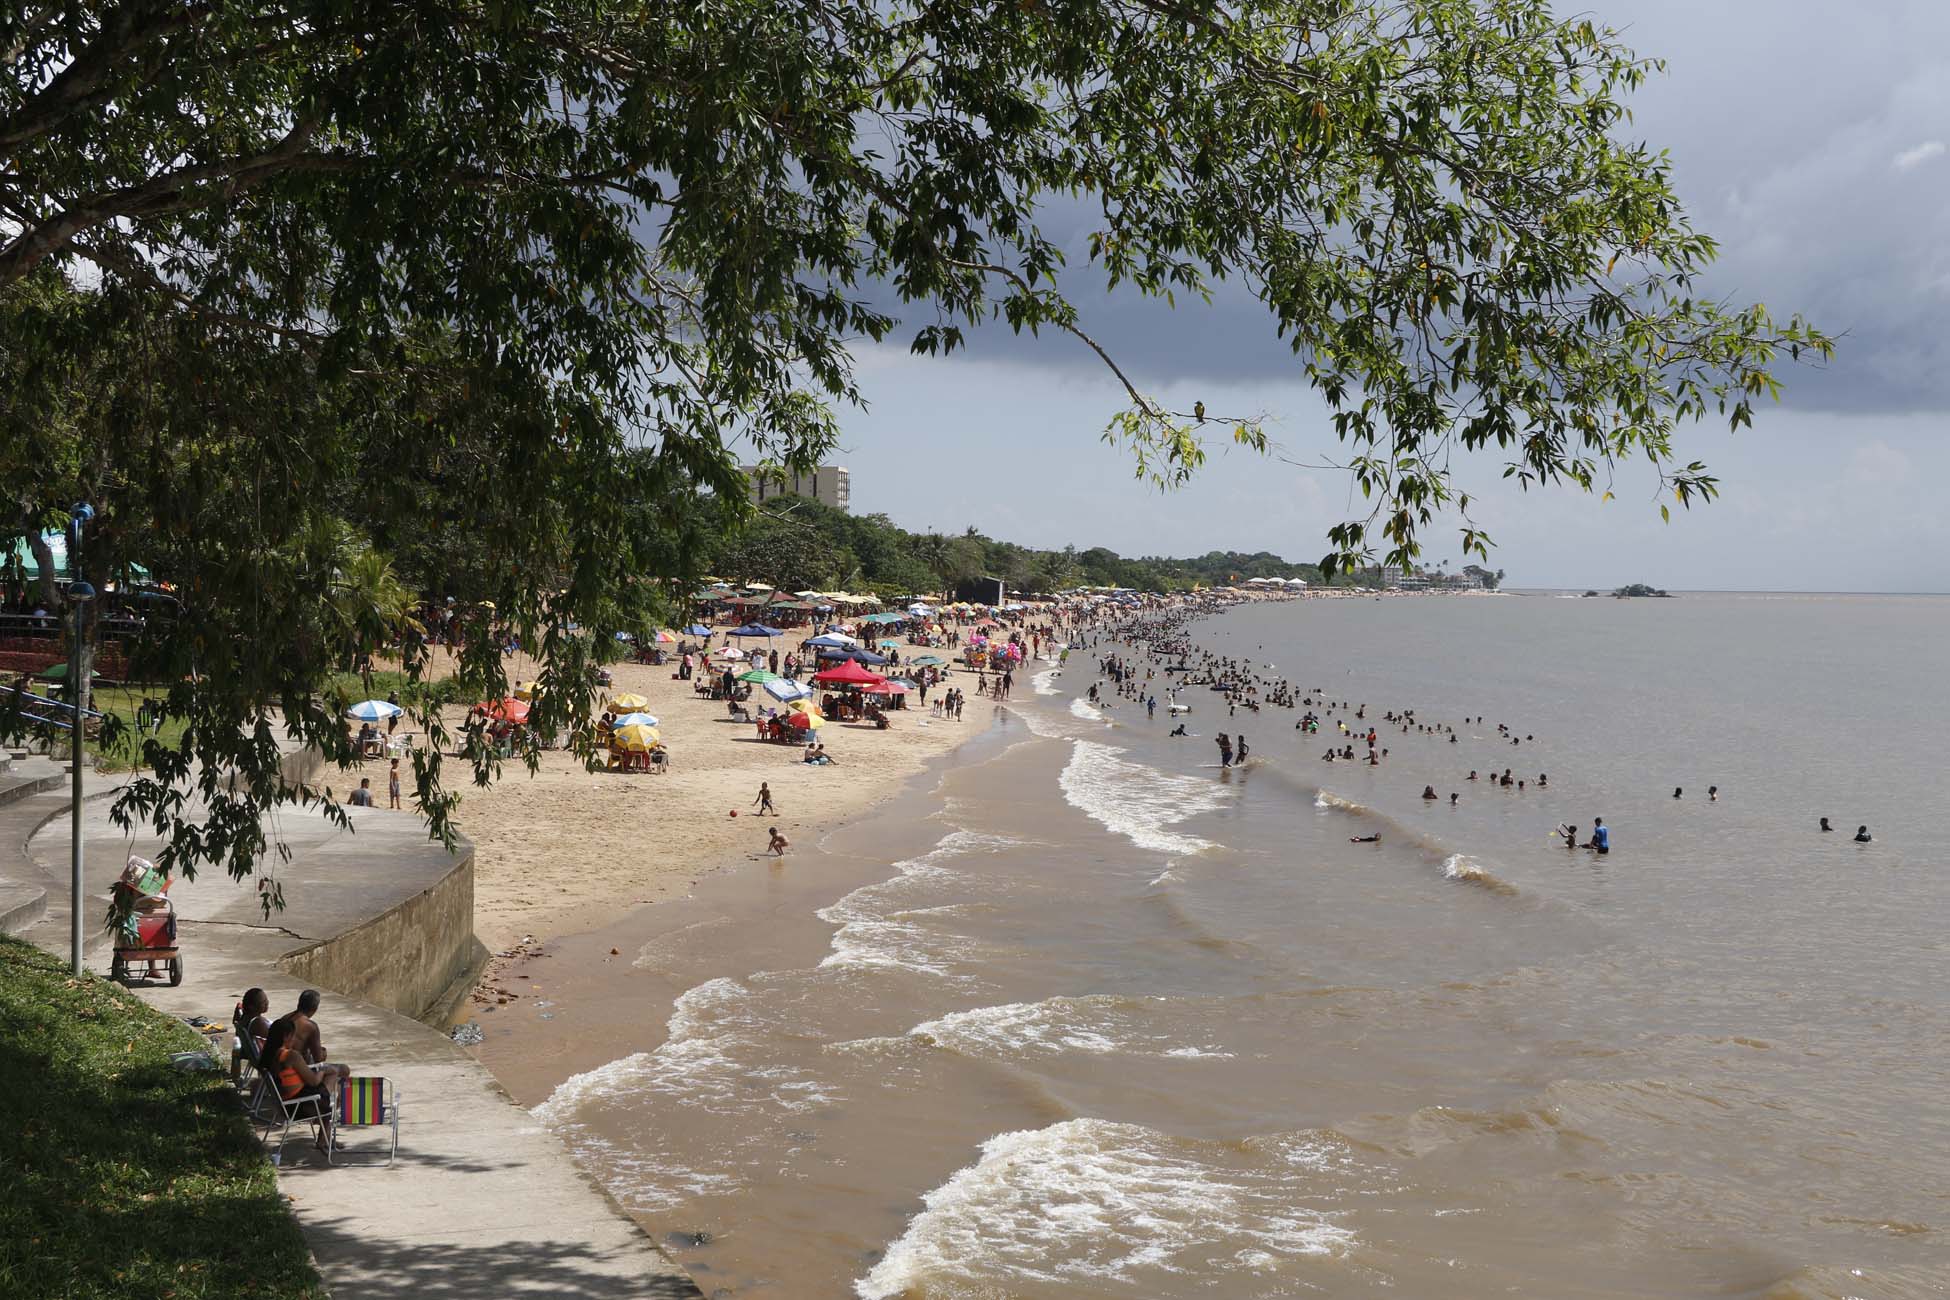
[330,1076,400,1166]
[263,1081,336,1166]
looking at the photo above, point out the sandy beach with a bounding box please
[440,649,993,956]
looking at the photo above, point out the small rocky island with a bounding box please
[1582,584,1673,598]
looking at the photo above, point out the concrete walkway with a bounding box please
[6,779,701,1299]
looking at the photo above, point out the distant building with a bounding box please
[743,464,851,512]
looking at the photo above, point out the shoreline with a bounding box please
[443,650,1000,975]
[465,694,1027,1106]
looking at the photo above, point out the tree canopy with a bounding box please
[0,0,1826,894]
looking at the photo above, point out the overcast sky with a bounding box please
[795,1,1950,591]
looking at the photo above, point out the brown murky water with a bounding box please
[484,594,1950,1298]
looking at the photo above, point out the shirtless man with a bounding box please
[288,990,351,1089]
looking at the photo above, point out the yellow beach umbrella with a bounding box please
[611,723,662,751]
[512,680,540,702]
[787,707,825,730]
[608,692,650,712]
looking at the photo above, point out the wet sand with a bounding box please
[469,700,1021,1100]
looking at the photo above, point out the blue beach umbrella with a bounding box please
[763,679,813,703]
[683,624,712,636]
[345,700,402,722]
[612,712,659,727]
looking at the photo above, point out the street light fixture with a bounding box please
[67,579,93,975]
[67,498,95,977]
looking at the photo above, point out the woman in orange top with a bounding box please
[261,1014,340,1151]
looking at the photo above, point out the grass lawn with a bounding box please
[86,686,191,773]
[0,936,322,1299]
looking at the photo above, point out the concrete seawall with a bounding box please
[278,840,488,1024]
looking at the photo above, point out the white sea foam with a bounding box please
[815,830,1021,976]
[534,975,840,1209]
[907,995,1230,1061]
[1439,853,1520,897]
[1059,740,1224,854]
[536,977,836,1125]
[1032,667,1062,696]
[1070,697,1106,721]
[856,1118,1355,1297]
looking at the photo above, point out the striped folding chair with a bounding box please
[331,1076,399,1166]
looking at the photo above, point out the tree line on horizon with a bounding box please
[704,494,1330,597]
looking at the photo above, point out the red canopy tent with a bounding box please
[858,681,908,694]
[811,659,886,687]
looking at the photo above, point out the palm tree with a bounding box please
[920,531,955,602]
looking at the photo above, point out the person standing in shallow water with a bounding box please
[1215,733,1233,768]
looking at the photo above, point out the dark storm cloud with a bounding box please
[863,0,1950,416]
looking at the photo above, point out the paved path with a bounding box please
[6,779,701,1299]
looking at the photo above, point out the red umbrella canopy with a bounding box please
[858,681,908,694]
[811,659,886,686]
[478,697,530,723]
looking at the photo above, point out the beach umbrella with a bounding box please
[860,681,908,695]
[478,697,530,723]
[910,655,945,667]
[653,629,679,644]
[877,639,900,648]
[737,668,782,684]
[684,624,712,636]
[763,679,813,702]
[716,646,746,659]
[345,699,402,722]
[786,707,824,730]
[608,692,650,711]
[512,680,541,701]
[804,632,858,648]
[845,649,889,665]
[610,723,661,751]
[612,712,659,727]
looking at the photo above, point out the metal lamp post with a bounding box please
[67,502,94,976]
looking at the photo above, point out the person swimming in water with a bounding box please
[1819,816,1832,832]
[1854,825,1873,842]
[1421,785,1437,800]
[1673,787,1683,799]
[1588,818,1610,854]
[1449,792,1459,806]
[1350,833,1380,843]
[1560,823,1578,849]
[1170,723,1188,737]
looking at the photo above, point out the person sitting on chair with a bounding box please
[262,991,349,1151]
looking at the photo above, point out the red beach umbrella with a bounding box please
[478,697,530,723]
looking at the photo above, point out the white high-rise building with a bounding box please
[743,464,851,512]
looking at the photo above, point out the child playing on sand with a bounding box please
[754,781,777,815]
[768,826,790,857]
